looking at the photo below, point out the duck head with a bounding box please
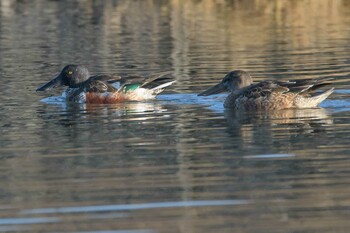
[198,70,252,96]
[36,65,90,91]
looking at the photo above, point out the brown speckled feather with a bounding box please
[225,81,297,110]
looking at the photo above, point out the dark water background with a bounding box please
[0,0,350,232]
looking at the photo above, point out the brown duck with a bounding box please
[198,70,334,110]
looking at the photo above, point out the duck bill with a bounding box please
[198,83,227,96]
[36,75,62,91]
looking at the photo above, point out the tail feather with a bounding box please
[310,87,334,102]
[278,77,334,94]
[306,83,332,92]
[296,88,334,108]
[151,80,176,91]
[140,72,174,89]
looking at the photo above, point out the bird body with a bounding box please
[198,70,334,110]
[36,65,175,104]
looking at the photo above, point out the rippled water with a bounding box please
[1,0,350,232]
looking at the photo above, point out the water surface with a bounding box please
[0,0,350,232]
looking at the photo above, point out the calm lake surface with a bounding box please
[0,0,350,232]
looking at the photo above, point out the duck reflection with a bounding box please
[37,100,169,125]
[225,108,332,126]
[224,107,333,150]
[36,101,171,145]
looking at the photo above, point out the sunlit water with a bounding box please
[0,0,350,232]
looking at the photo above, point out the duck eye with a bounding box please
[68,71,73,75]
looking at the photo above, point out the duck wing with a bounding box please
[139,71,174,89]
[275,77,334,94]
[241,76,334,98]
[110,72,174,93]
[66,77,119,101]
[240,81,289,99]
[83,78,119,92]
[90,74,123,84]
[112,71,173,87]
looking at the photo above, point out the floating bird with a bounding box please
[36,65,175,104]
[198,70,334,110]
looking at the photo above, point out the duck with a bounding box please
[36,65,175,104]
[198,70,334,110]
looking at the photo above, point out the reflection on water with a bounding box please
[225,107,333,132]
[21,200,251,214]
[0,0,350,232]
